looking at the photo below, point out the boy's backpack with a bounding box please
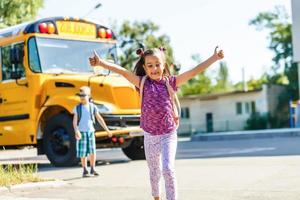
[76,103,97,126]
[139,75,181,127]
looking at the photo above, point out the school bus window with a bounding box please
[28,37,42,73]
[14,43,26,78]
[1,44,26,81]
[0,47,2,81]
[1,46,12,80]
[30,37,117,74]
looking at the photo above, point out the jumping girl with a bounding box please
[89,46,224,200]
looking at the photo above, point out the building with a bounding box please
[178,85,284,134]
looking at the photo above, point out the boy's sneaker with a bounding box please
[83,169,89,178]
[90,168,99,176]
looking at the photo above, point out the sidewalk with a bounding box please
[191,128,300,141]
[2,156,300,200]
[0,147,48,165]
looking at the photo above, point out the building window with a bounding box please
[251,101,256,113]
[236,102,242,115]
[245,102,250,114]
[181,107,190,119]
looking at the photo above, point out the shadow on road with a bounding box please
[38,159,130,172]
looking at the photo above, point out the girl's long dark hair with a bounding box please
[133,48,171,77]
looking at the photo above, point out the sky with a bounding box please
[38,0,292,83]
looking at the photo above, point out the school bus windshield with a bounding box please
[28,37,117,74]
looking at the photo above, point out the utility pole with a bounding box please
[242,67,248,92]
[83,3,102,18]
[291,0,300,98]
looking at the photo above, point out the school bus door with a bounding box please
[0,42,31,146]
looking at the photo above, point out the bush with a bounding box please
[0,164,42,187]
[245,113,269,130]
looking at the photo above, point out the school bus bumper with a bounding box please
[94,126,143,138]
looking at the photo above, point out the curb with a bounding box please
[191,128,300,141]
[2,180,67,192]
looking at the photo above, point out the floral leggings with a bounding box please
[144,131,178,200]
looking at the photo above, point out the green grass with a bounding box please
[0,164,43,187]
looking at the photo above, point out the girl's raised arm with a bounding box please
[89,50,140,88]
[176,47,224,86]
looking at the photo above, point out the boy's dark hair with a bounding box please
[133,47,171,76]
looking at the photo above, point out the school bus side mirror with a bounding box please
[10,71,22,79]
[10,47,24,65]
[10,70,28,87]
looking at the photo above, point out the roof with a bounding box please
[0,17,115,39]
[0,21,31,38]
[179,88,263,101]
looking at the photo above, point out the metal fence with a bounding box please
[178,119,248,136]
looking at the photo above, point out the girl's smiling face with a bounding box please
[143,54,165,80]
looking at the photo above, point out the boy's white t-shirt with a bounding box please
[73,103,99,132]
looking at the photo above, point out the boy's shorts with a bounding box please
[76,131,96,158]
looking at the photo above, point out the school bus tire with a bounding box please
[43,113,79,167]
[121,137,145,160]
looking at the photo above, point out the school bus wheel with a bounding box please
[43,113,79,167]
[121,137,145,160]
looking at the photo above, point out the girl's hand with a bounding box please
[89,50,102,67]
[213,46,224,60]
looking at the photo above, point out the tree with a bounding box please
[179,55,234,96]
[250,6,298,127]
[116,20,175,71]
[213,61,233,92]
[179,53,213,96]
[0,0,43,28]
[234,73,268,91]
[249,6,298,100]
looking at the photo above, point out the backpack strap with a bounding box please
[89,103,96,125]
[77,103,97,126]
[76,104,82,126]
[165,76,181,127]
[139,75,148,105]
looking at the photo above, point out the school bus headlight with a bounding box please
[39,22,56,34]
[39,23,48,33]
[47,23,56,34]
[98,28,113,39]
[106,29,112,39]
[95,103,113,113]
[98,28,106,38]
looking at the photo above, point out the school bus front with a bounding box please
[0,17,144,167]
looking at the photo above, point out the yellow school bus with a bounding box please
[0,17,144,166]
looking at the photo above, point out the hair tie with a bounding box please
[136,48,144,56]
[159,46,166,52]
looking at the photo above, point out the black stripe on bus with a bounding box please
[0,114,30,122]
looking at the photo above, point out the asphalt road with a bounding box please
[1,137,300,200]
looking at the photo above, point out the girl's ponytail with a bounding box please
[134,48,146,76]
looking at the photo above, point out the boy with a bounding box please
[73,86,112,177]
